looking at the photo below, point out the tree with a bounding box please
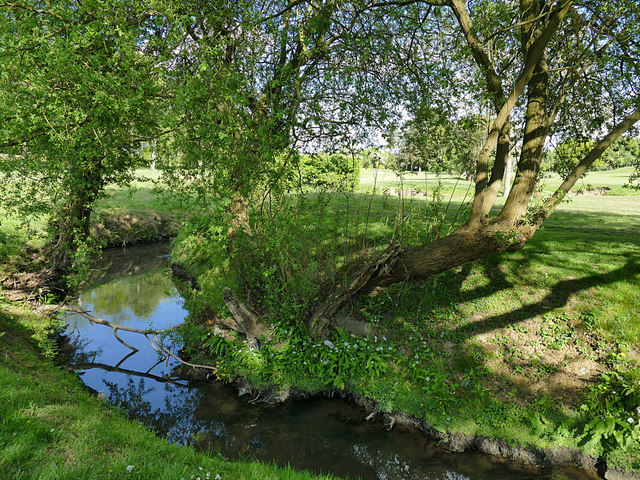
[152,0,640,340]
[0,1,167,275]
[397,110,487,176]
[158,0,392,206]
[305,0,640,336]
[548,137,610,178]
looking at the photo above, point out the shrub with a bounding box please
[297,152,360,192]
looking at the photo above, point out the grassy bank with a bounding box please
[0,172,336,480]
[0,302,336,480]
[172,168,640,474]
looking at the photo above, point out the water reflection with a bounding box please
[63,244,595,480]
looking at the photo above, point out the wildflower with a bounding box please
[323,340,335,349]
[126,465,134,473]
[215,475,221,480]
[627,417,634,424]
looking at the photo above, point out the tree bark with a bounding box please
[308,219,532,337]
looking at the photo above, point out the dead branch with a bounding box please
[61,304,218,373]
[308,243,404,337]
[222,287,271,346]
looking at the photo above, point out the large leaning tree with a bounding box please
[0,0,169,275]
[165,0,639,339]
[305,0,640,336]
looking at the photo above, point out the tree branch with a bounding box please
[540,107,640,220]
[62,304,218,373]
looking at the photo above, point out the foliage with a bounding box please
[607,138,640,170]
[395,110,487,177]
[548,138,610,178]
[0,1,166,272]
[171,204,236,319]
[179,319,392,392]
[174,193,349,324]
[296,152,360,192]
[579,370,640,453]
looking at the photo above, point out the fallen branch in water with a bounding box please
[70,360,189,386]
[60,303,218,374]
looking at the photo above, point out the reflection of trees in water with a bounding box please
[83,268,175,322]
[91,244,171,285]
[103,377,206,444]
[63,333,102,364]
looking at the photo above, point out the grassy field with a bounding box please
[358,166,640,197]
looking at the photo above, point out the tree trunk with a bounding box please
[503,148,514,198]
[308,219,532,337]
[49,161,103,274]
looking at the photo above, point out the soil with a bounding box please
[576,186,612,196]
[91,211,181,247]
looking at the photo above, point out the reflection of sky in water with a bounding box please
[64,245,591,480]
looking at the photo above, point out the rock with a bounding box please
[604,466,640,480]
[448,432,473,452]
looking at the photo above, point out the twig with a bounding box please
[152,334,218,372]
[61,304,218,374]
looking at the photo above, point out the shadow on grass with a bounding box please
[451,256,640,339]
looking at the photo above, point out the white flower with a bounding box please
[126,465,134,473]
[323,340,335,349]
[215,475,221,480]
[627,417,634,424]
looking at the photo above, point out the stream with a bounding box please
[62,243,598,480]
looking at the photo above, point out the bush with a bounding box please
[297,152,360,192]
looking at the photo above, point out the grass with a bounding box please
[173,166,640,474]
[2,165,640,476]
[0,302,337,480]
[358,166,640,197]
[96,168,177,216]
